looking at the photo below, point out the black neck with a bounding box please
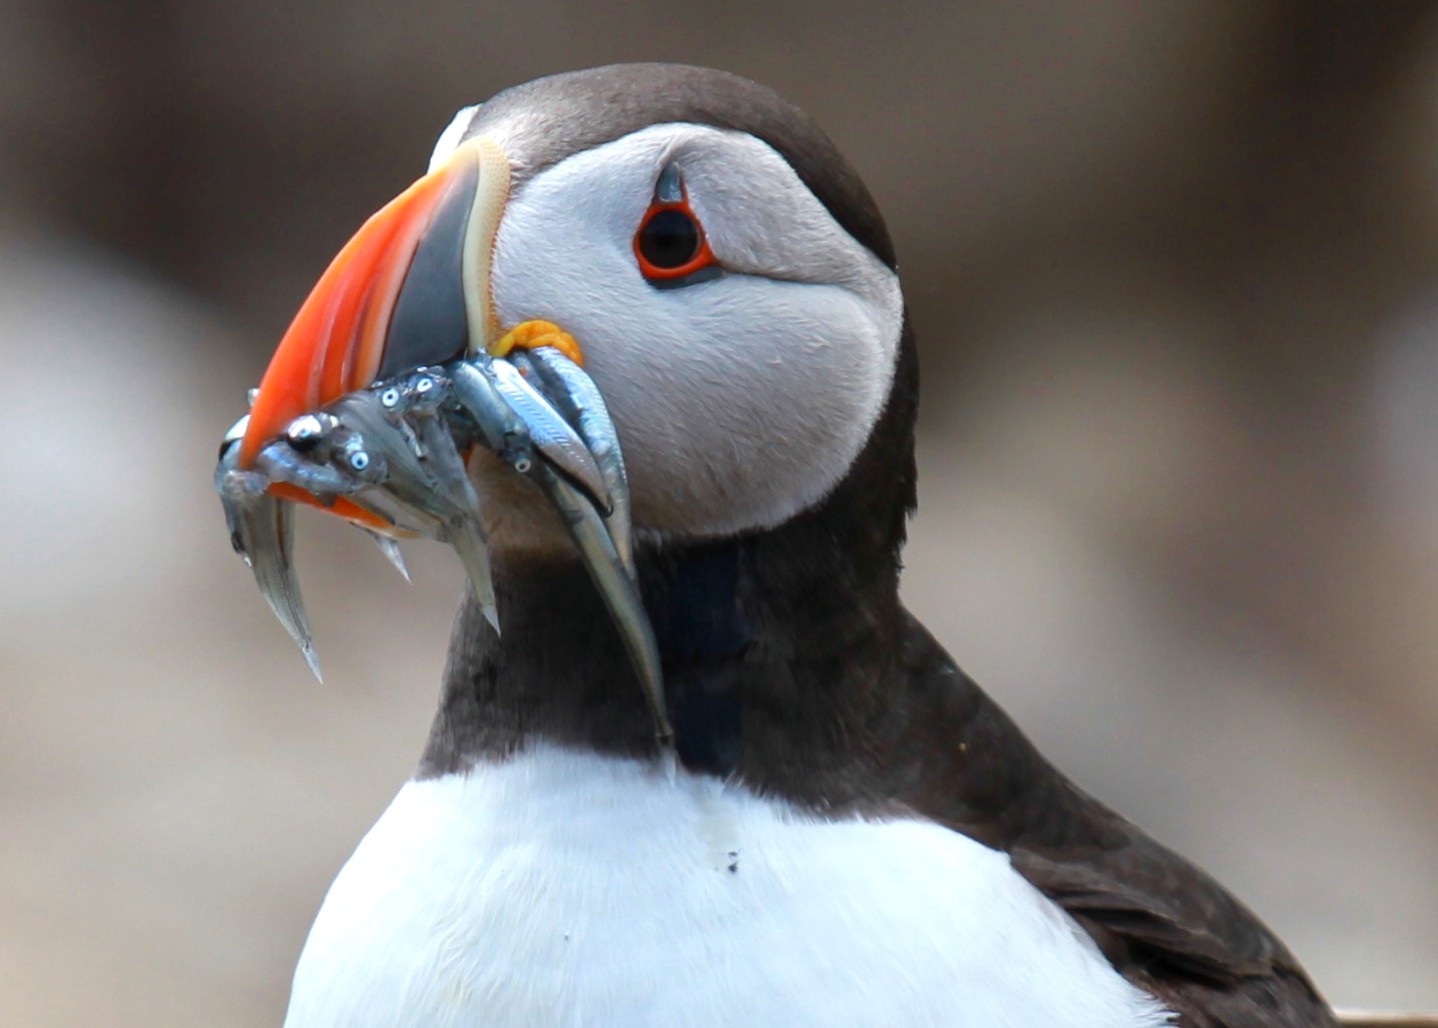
[419,506,906,786]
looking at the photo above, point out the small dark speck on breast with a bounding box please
[727,850,739,873]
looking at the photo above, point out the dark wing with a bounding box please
[896,613,1337,1026]
[1014,836,1335,1026]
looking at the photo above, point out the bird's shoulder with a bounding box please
[894,613,1336,1026]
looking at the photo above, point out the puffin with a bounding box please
[231,64,1337,1027]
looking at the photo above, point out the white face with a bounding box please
[441,121,904,540]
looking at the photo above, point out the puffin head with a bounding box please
[241,64,912,553]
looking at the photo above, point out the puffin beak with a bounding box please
[215,136,513,676]
[215,133,670,750]
[238,137,512,524]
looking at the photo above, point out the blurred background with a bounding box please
[3,0,1437,1022]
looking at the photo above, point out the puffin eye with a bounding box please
[633,167,718,285]
[638,209,702,270]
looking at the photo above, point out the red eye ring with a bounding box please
[634,196,716,281]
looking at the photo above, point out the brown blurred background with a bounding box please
[3,1,1438,1023]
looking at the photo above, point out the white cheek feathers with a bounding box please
[488,123,904,539]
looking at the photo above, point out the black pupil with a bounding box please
[639,209,700,270]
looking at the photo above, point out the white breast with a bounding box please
[285,747,1170,1028]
